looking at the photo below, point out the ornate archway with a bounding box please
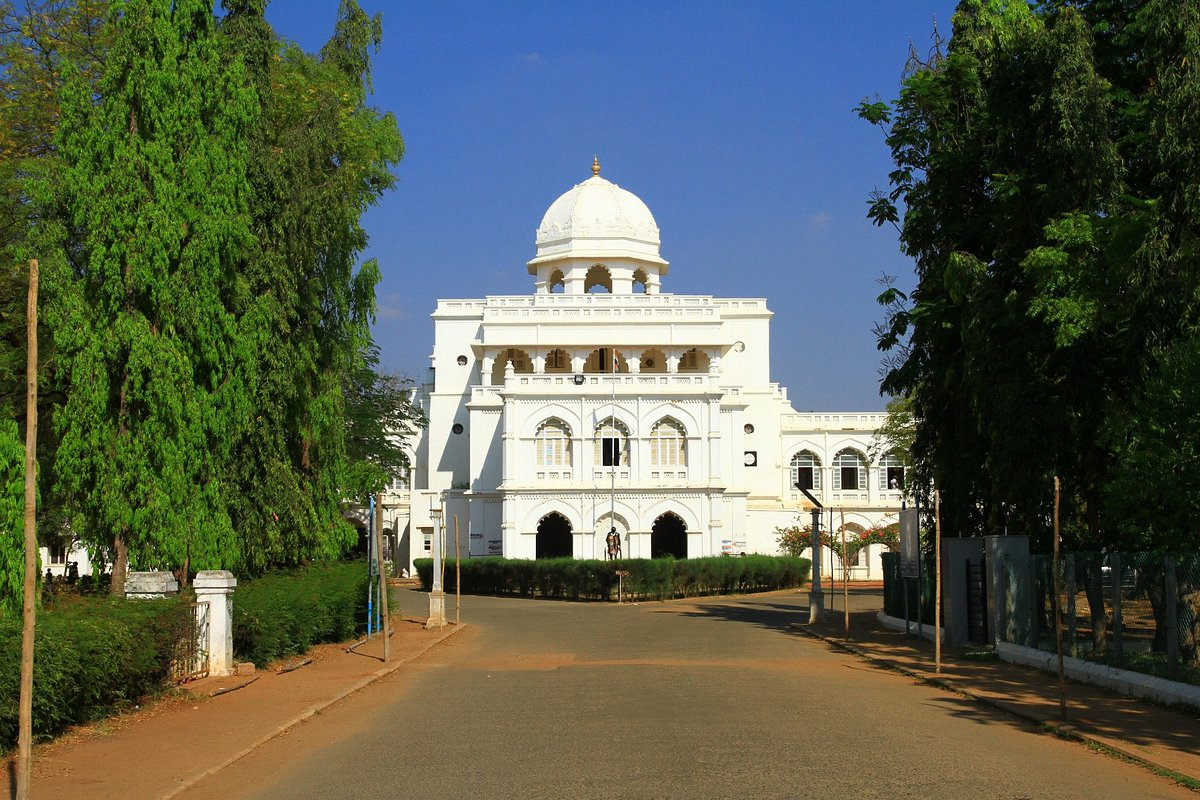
[536,512,573,559]
[651,512,687,559]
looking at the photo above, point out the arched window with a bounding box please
[650,418,687,467]
[678,348,710,373]
[585,264,612,293]
[790,451,821,490]
[491,348,533,383]
[879,451,906,491]
[833,449,866,491]
[594,417,630,467]
[544,348,571,373]
[585,347,627,373]
[548,269,565,293]
[633,268,649,294]
[536,418,572,467]
[639,347,667,373]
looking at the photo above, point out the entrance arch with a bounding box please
[536,512,573,559]
[651,512,687,559]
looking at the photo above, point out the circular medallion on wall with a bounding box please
[457,355,468,365]
[452,423,464,435]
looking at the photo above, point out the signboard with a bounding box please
[899,508,919,578]
[487,539,502,555]
[721,539,733,554]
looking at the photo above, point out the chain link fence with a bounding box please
[1024,552,1200,685]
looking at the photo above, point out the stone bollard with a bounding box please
[125,571,179,599]
[194,570,237,677]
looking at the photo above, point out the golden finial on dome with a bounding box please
[592,155,600,176]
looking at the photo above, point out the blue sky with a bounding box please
[265,1,956,410]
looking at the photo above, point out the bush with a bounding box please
[414,555,811,602]
[232,560,370,666]
[0,595,192,748]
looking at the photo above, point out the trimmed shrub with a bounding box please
[415,555,810,602]
[232,560,369,666]
[0,595,192,748]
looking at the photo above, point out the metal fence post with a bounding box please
[1165,554,1179,676]
[1110,552,1123,667]
[1065,553,1077,658]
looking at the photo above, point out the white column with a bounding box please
[194,570,237,677]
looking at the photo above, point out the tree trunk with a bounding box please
[110,531,128,597]
[1081,559,1108,651]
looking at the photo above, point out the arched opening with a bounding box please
[632,268,649,294]
[594,417,630,467]
[585,347,628,373]
[678,348,711,373]
[651,512,687,559]
[879,450,906,491]
[639,347,667,373]
[833,449,867,491]
[790,451,821,490]
[548,268,565,293]
[544,348,571,373]
[536,512,573,559]
[535,418,572,467]
[650,417,687,467]
[585,264,612,293]
[491,347,533,384]
[595,512,629,559]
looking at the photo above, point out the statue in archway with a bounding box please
[605,526,622,560]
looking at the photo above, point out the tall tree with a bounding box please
[42,0,257,593]
[860,0,1199,550]
[219,0,406,571]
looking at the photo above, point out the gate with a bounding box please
[171,598,209,683]
[966,560,988,645]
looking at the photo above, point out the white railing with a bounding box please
[781,413,888,431]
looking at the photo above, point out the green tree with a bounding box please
[0,418,25,616]
[860,0,1200,551]
[219,0,405,571]
[43,0,258,593]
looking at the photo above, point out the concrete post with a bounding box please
[194,570,237,677]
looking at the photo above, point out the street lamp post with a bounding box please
[799,486,824,623]
[426,496,447,629]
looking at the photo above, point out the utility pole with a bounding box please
[373,493,389,662]
[800,487,823,623]
[17,259,39,800]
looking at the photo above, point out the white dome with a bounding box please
[531,173,664,265]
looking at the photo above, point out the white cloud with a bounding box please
[376,292,408,322]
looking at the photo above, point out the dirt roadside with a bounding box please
[4,615,461,800]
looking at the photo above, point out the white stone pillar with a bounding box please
[481,355,495,386]
[194,570,237,677]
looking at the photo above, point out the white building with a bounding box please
[386,161,904,579]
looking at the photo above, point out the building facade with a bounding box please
[388,162,903,578]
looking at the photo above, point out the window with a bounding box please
[546,349,569,371]
[650,418,687,467]
[879,451,906,491]
[833,449,866,491]
[49,542,67,565]
[594,418,630,467]
[388,468,410,493]
[536,418,572,467]
[790,451,821,490]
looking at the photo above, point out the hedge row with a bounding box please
[414,555,811,601]
[0,595,192,748]
[232,559,370,666]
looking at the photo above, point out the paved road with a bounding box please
[183,589,1193,800]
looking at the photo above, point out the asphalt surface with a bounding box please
[178,589,1193,800]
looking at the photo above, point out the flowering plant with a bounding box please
[774,518,899,564]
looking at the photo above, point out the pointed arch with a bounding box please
[544,347,571,373]
[535,512,572,559]
[548,268,565,293]
[651,512,687,559]
[790,450,821,490]
[649,417,687,467]
[594,416,631,467]
[585,347,628,373]
[632,268,649,293]
[833,448,867,491]
[535,418,572,467]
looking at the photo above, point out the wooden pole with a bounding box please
[17,259,39,800]
[841,508,849,639]
[373,493,389,662]
[1054,475,1067,722]
[934,487,942,675]
[454,515,461,625]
